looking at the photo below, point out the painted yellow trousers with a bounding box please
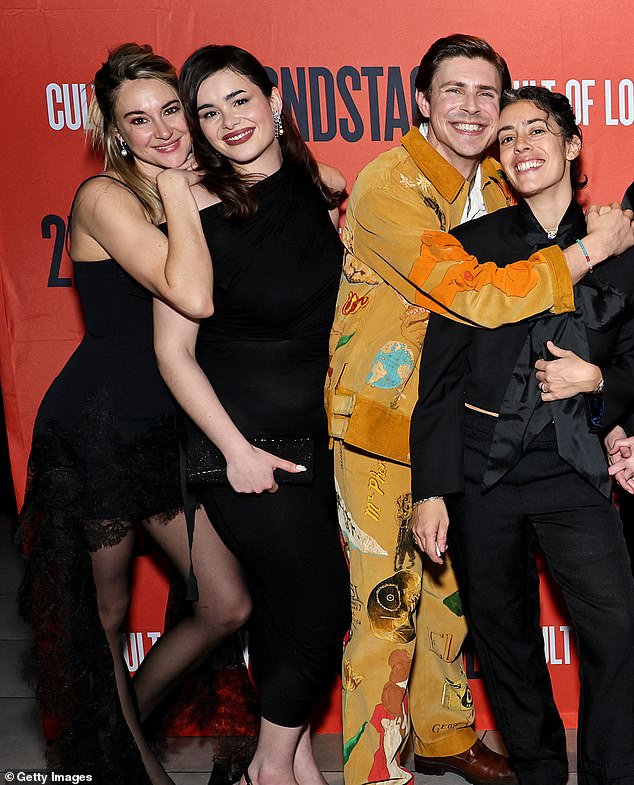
[334,441,477,785]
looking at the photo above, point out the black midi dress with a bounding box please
[18,188,182,782]
[193,161,351,727]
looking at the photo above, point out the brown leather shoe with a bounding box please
[414,738,518,785]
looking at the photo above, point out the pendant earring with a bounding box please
[273,110,284,138]
[117,137,131,158]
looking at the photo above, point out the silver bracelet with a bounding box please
[413,496,442,508]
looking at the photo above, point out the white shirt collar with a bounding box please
[418,122,488,224]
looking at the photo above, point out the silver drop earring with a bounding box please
[273,110,284,138]
[117,137,131,158]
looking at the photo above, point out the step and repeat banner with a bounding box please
[1,0,632,733]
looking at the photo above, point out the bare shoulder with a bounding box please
[72,174,147,238]
[317,161,346,193]
[73,173,145,219]
[190,181,222,210]
[70,174,151,262]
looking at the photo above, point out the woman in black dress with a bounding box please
[154,45,350,785]
[410,88,634,784]
[18,43,250,785]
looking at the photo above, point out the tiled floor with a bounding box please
[0,511,577,784]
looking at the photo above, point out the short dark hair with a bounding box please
[501,86,586,190]
[413,34,511,126]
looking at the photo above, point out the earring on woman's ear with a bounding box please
[117,137,131,158]
[273,110,284,138]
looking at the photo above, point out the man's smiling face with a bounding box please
[416,56,502,178]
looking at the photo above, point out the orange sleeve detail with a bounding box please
[410,231,542,312]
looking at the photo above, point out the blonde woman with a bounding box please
[18,43,250,785]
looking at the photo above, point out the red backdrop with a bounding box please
[2,0,633,733]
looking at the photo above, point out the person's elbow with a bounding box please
[318,161,346,194]
[183,296,214,320]
[173,290,214,320]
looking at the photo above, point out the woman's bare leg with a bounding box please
[238,720,329,785]
[240,718,303,785]
[294,724,328,785]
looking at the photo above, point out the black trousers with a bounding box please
[617,486,634,576]
[448,410,634,785]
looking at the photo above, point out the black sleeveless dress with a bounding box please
[194,162,351,727]
[17,247,182,782]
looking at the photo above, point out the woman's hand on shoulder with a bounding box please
[225,444,307,494]
[71,175,170,287]
[71,173,212,318]
[172,156,223,210]
[156,167,203,192]
[317,162,346,229]
[177,150,198,171]
[165,158,222,210]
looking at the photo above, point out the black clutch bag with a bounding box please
[186,433,314,486]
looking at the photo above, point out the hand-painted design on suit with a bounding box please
[398,172,433,196]
[443,590,464,617]
[394,492,416,572]
[342,246,383,285]
[400,304,429,347]
[366,341,415,389]
[368,649,412,784]
[336,478,388,557]
[342,290,370,316]
[441,674,474,716]
[367,570,421,643]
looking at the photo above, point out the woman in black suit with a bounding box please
[410,87,634,785]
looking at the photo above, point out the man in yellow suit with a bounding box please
[327,33,634,785]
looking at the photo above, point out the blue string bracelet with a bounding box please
[576,238,593,272]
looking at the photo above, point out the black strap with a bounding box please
[179,441,199,602]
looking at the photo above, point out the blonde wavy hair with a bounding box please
[88,43,179,224]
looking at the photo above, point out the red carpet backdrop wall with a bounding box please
[1,0,633,733]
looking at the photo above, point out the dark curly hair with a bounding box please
[501,86,587,191]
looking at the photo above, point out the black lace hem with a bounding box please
[16,414,259,781]
[19,411,183,553]
[16,415,180,781]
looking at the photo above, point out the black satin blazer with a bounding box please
[410,200,634,501]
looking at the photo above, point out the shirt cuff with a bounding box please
[539,245,575,314]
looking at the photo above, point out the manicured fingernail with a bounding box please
[296,465,307,472]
